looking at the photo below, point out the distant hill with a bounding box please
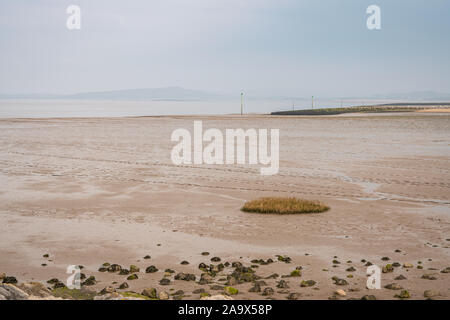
[0,87,226,101]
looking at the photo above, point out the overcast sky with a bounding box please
[1,0,449,97]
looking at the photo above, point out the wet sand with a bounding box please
[0,113,449,299]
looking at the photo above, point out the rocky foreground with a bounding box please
[1,251,449,300]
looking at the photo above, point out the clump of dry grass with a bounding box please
[241,197,329,214]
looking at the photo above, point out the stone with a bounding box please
[300,280,316,287]
[100,286,116,295]
[211,257,221,262]
[210,285,224,290]
[424,290,439,298]
[403,262,414,268]
[180,261,189,265]
[159,278,171,285]
[18,282,52,298]
[335,289,346,296]
[119,269,130,275]
[346,267,356,272]
[98,267,107,272]
[276,280,289,289]
[82,276,96,286]
[392,262,401,267]
[265,273,279,279]
[0,284,30,300]
[201,252,210,256]
[198,273,213,285]
[361,295,376,300]
[394,275,407,280]
[2,276,18,284]
[290,269,301,277]
[381,257,390,261]
[107,264,122,273]
[145,265,158,273]
[421,274,437,280]
[287,292,301,300]
[248,283,261,292]
[129,265,139,273]
[395,290,411,299]
[332,277,348,286]
[224,286,238,295]
[193,288,206,294]
[276,255,292,263]
[382,264,394,273]
[159,291,169,300]
[262,287,274,296]
[126,274,138,280]
[142,288,157,299]
[165,268,175,274]
[440,267,450,273]
[174,273,196,281]
[143,255,151,259]
[384,283,403,290]
[118,282,129,289]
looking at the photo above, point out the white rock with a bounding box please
[201,294,233,300]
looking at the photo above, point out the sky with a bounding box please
[0,0,449,98]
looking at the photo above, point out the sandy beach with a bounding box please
[0,112,449,300]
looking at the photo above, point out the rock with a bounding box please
[98,267,107,272]
[424,290,439,298]
[265,273,279,279]
[159,278,171,285]
[145,265,158,273]
[142,288,157,299]
[211,257,221,262]
[201,252,210,256]
[0,273,5,280]
[2,276,18,284]
[107,264,122,273]
[381,257,390,261]
[440,267,450,273]
[210,285,224,290]
[119,269,130,275]
[276,280,289,289]
[276,255,292,263]
[224,286,238,295]
[198,273,213,285]
[346,267,356,272]
[129,265,140,273]
[249,283,261,292]
[403,262,414,268]
[395,290,411,299]
[394,275,407,280]
[174,273,196,281]
[159,291,169,300]
[143,255,151,259]
[43,254,49,258]
[126,274,138,280]
[382,264,394,273]
[118,282,129,289]
[100,286,116,295]
[332,259,340,264]
[290,269,301,277]
[300,280,316,287]
[361,295,376,300]
[395,249,401,252]
[335,289,346,296]
[180,261,189,265]
[201,294,233,300]
[332,277,348,286]
[172,290,184,296]
[82,276,96,286]
[165,268,175,274]
[421,274,437,280]
[193,288,206,294]
[47,278,60,284]
[53,282,66,289]
[262,287,274,296]
[287,292,301,300]
[18,282,52,298]
[384,283,403,290]
[0,284,30,300]
[392,262,401,267]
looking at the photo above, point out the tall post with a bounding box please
[241,92,243,115]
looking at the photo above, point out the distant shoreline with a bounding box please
[271,103,450,116]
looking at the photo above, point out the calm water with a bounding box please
[0,99,389,118]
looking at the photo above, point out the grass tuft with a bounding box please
[241,197,329,215]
